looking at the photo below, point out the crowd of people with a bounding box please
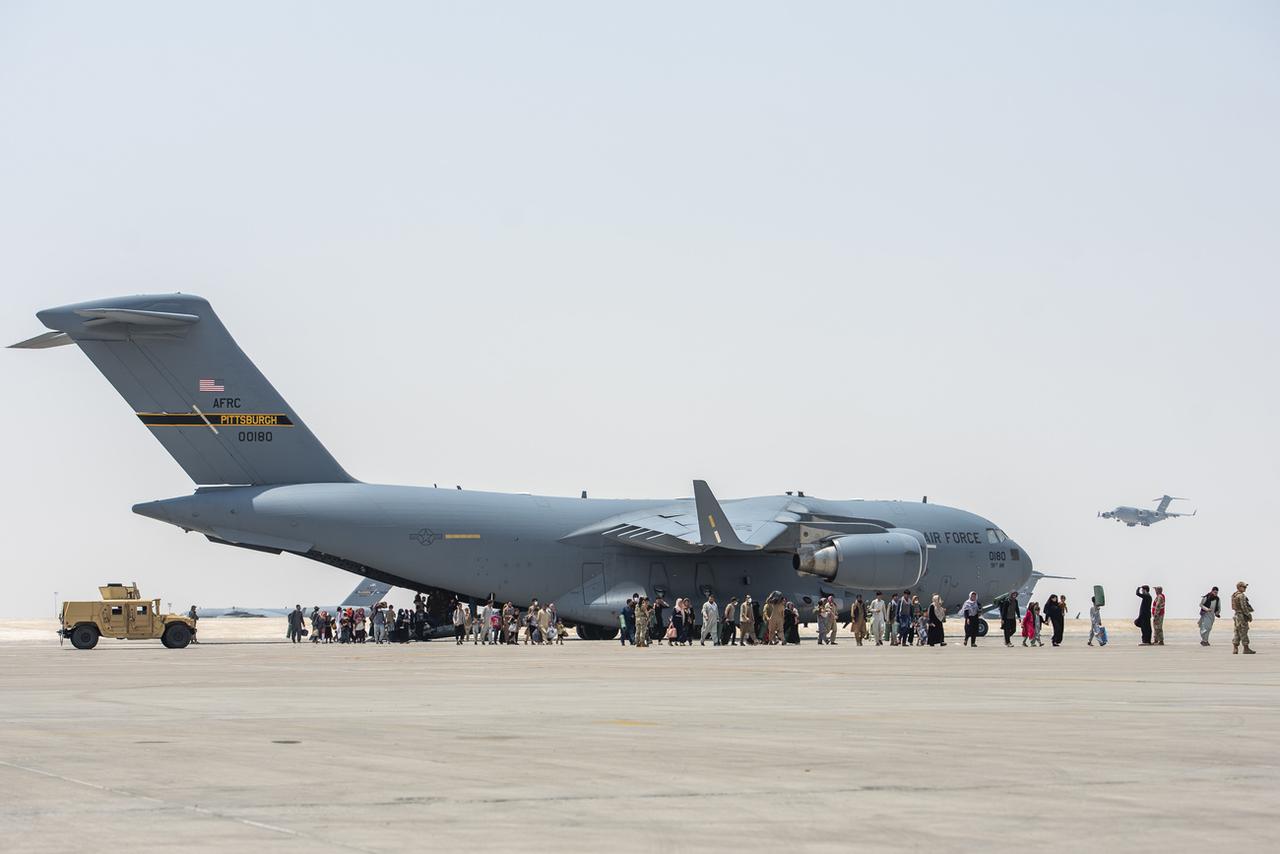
[986,581,1256,652]
[279,596,573,645]
[274,580,1257,652]
[451,598,568,645]
[618,590,964,647]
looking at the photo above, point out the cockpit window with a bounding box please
[987,528,1009,543]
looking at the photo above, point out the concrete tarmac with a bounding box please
[1,618,1275,852]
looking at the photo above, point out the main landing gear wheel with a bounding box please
[161,623,193,649]
[574,624,620,641]
[975,618,989,638]
[70,625,99,650]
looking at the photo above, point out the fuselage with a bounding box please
[134,484,1033,627]
[1102,507,1162,526]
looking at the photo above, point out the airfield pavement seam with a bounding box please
[0,758,377,853]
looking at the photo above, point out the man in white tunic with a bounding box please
[870,592,886,646]
[701,594,720,646]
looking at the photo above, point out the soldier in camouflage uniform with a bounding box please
[634,597,651,648]
[1232,581,1255,655]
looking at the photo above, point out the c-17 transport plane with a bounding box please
[13,294,1034,639]
[1099,495,1196,527]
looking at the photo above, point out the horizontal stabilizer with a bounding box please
[340,579,394,609]
[25,294,353,485]
[9,331,72,349]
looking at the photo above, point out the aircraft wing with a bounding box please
[560,483,792,553]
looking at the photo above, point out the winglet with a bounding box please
[693,480,755,550]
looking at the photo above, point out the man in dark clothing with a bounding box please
[1199,586,1221,646]
[287,605,305,643]
[1135,585,1153,645]
[620,597,636,645]
[999,592,1020,647]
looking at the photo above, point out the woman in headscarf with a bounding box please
[927,594,946,646]
[1043,594,1065,646]
[1021,601,1037,646]
[670,600,685,646]
[783,600,799,644]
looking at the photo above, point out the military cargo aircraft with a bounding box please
[1099,495,1195,527]
[13,295,1034,639]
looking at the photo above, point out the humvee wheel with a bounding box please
[70,624,100,650]
[162,623,193,649]
[976,618,989,638]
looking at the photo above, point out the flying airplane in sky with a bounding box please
[1099,495,1196,527]
[13,294,1034,639]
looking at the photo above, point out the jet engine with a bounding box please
[792,530,926,590]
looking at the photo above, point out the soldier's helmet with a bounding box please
[1237,581,1248,590]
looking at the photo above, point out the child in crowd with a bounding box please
[1088,596,1105,646]
[1022,601,1042,646]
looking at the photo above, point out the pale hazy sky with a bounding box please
[2,2,1277,619]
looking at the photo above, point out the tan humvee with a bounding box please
[60,583,197,650]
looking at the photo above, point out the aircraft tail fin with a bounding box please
[13,294,353,486]
[1153,495,1186,514]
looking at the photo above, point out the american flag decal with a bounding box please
[198,378,225,392]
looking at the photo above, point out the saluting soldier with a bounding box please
[1232,581,1255,654]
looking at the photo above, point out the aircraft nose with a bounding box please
[1019,545,1033,574]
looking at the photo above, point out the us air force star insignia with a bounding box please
[409,528,442,546]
